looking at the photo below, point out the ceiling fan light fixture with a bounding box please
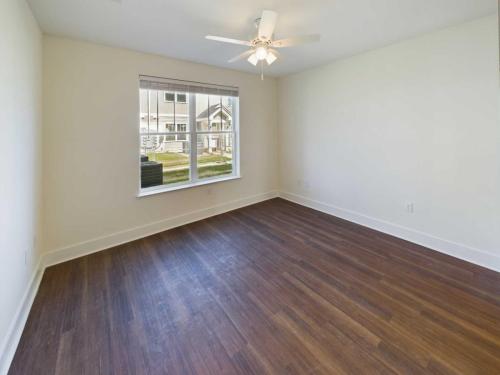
[206,9,320,78]
[255,46,268,61]
[265,51,277,65]
[248,53,258,66]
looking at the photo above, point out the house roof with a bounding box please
[197,103,232,121]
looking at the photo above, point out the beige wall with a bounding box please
[0,0,42,371]
[42,36,278,254]
[278,15,500,271]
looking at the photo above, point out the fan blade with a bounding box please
[258,10,278,40]
[205,35,251,46]
[228,50,254,63]
[272,34,320,48]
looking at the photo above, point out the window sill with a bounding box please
[137,174,241,198]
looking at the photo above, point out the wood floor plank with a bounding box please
[8,198,500,374]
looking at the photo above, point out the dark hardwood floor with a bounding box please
[9,198,500,374]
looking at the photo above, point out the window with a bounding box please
[177,124,187,141]
[139,76,239,194]
[164,92,187,103]
[164,92,175,102]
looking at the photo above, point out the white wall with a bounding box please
[0,0,42,372]
[278,15,500,271]
[42,36,278,258]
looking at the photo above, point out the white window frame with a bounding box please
[138,79,240,197]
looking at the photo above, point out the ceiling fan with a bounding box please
[205,10,320,79]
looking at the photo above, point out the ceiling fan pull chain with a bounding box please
[261,60,264,80]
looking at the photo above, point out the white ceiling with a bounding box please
[28,0,496,77]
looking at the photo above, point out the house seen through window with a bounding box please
[139,76,239,193]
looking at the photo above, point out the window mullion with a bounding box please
[189,93,197,182]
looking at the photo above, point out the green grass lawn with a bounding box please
[147,152,231,167]
[147,152,188,168]
[162,169,189,184]
[162,163,232,184]
[198,163,233,179]
[199,154,232,164]
[147,152,232,184]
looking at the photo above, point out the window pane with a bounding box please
[176,93,187,103]
[140,135,190,187]
[164,92,175,102]
[197,133,233,179]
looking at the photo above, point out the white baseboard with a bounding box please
[279,191,500,273]
[42,191,279,268]
[0,260,44,375]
